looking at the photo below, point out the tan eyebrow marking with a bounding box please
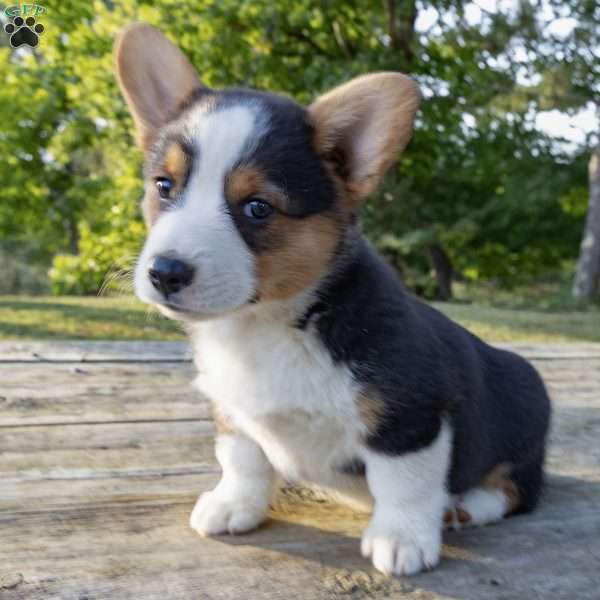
[163,141,190,185]
[225,165,288,212]
[143,141,190,228]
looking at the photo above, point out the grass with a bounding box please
[432,302,600,343]
[0,294,598,343]
[0,296,184,341]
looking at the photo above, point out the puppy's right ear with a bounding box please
[115,23,202,149]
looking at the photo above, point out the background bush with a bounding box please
[0,243,50,295]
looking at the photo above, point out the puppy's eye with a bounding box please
[155,177,173,200]
[243,198,273,221]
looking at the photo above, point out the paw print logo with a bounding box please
[4,16,45,48]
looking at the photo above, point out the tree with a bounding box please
[573,140,600,298]
[507,0,599,299]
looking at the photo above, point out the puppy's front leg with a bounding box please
[190,431,275,536]
[361,422,451,576]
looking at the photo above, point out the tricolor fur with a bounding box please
[115,23,551,577]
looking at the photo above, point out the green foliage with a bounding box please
[0,0,596,296]
[49,217,144,295]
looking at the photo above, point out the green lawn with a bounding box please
[431,302,600,343]
[0,295,598,343]
[0,296,184,341]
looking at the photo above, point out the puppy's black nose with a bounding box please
[148,256,194,296]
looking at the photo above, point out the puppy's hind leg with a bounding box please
[445,460,541,530]
[445,486,513,530]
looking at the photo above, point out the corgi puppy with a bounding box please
[115,24,551,577]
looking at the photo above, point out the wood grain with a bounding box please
[3,340,600,362]
[0,363,206,427]
[1,341,599,600]
[0,421,217,478]
[0,340,192,362]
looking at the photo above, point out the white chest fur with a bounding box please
[190,307,370,504]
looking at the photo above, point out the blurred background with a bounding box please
[0,0,598,342]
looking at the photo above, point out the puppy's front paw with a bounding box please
[361,521,441,577]
[189,490,267,536]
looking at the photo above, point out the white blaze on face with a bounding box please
[135,104,265,317]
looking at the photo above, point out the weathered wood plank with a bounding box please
[0,358,598,428]
[0,362,194,385]
[2,357,597,381]
[0,476,598,600]
[4,381,596,428]
[0,363,208,427]
[494,342,600,359]
[1,396,596,510]
[2,340,600,363]
[1,432,597,521]
[1,340,599,600]
[0,340,192,362]
[0,421,217,480]
[529,357,600,373]
[0,493,369,600]
[0,386,207,427]
[0,472,219,513]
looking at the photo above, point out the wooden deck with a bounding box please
[1,340,599,599]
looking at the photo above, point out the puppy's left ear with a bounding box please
[309,72,420,207]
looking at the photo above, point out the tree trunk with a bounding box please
[427,243,454,301]
[67,214,80,255]
[573,139,600,300]
[383,0,417,63]
[384,0,399,50]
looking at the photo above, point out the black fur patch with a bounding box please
[303,236,551,499]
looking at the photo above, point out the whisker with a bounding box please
[98,254,138,298]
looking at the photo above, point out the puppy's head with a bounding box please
[115,24,420,320]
